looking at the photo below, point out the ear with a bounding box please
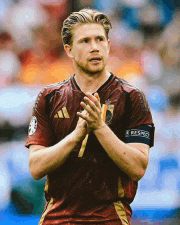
[64,44,74,59]
[108,39,111,53]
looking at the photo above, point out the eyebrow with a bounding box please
[96,35,105,40]
[78,35,105,42]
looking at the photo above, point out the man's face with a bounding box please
[66,23,110,75]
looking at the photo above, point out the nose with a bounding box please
[90,41,99,52]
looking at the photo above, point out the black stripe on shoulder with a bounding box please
[44,79,71,100]
[115,77,141,93]
[45,90,57,115]
[44,79,71,114]
[113,77,133,121]
[122,90,132,128]
[44,79,70,89]
[45,89,57,103]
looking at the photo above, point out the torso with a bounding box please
[26,73,153,224]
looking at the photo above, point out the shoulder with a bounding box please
[33,78,72,111]
[114,76,140,94]
[42,78,72,95]
[114,75,150,112]
[37,78,72,99]
[114,76,146,98]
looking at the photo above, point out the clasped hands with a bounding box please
[76,92,104,135]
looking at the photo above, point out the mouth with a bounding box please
[89,57,102,63]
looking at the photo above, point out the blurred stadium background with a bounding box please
[0,0,180,224]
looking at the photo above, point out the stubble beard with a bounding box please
[75,60,106,76]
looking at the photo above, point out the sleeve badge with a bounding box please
[28,116,37,136]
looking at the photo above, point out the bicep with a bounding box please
[127,142,150,156]
[29,144,46,157]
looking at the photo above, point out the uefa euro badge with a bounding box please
[29,116,37,136]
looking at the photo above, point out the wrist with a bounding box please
[93,121,106,133]
[71,129,87,144]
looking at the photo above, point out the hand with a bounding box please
[77,92,104,131]
[74,110,89,141]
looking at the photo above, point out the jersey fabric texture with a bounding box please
[26,73,154,225]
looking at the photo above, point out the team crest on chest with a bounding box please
[102,100,115,124]
[28,116,37,136]
[106,104,114,123]
[54,106,70,118]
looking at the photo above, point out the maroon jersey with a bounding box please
[26,74,154,224]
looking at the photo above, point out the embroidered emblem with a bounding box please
[106,104,114,123]
[54,107,70,118]
[28,116,37,136]
[102,101,115,124]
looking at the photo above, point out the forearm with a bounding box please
[94,123,149,181]
[29,130,83,180]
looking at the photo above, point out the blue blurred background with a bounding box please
[0,0,180,224]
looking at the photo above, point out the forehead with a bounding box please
[72,23,106,40]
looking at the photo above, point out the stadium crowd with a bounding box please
[0,0,180,223]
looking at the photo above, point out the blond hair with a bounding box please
[61,8,112,46]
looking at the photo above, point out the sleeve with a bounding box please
[125,89,155,147]
[25,88,55,148]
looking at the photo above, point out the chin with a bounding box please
[87,69,103,75]
[86,65,105,75]
[77,62,105,75]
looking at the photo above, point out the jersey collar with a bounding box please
[71,73,115,94]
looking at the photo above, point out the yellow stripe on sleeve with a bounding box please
[114,201,129,225]
[38,198,53,225]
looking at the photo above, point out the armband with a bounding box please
[125,124,155,147]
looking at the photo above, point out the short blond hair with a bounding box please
[61,8,112,46]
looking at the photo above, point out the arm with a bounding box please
[94,123,149,181]
[29,116,88,180]
[77,92,150,181]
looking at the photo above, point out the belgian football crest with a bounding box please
[105,104,114,123]
[28,116,37,136]
[102,102,114,124]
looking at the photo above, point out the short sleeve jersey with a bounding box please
[26,73,154,217]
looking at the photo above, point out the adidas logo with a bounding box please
[54,107,70,118]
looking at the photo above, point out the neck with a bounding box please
[75,70,111,94]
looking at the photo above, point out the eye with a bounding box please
[84,39,89,43]
[97,37,103,41]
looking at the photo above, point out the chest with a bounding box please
[48,89,128,141]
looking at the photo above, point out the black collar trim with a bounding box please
[71,73,114,93]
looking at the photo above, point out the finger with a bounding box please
[77,111,87,121]
[94,92,100,102]
[85,92,95,101]
[85,93,100,108]
[83,97,96,111]
[86,92,98,103]
[80,102,98,120]
[77,108,88,116]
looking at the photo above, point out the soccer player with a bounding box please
[26,8,155,225]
